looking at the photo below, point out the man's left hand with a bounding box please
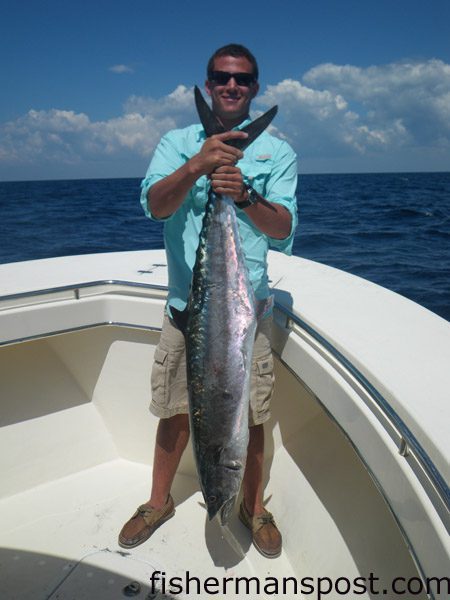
[210,166,247,203]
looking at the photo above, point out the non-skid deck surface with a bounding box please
[0,459,297,599]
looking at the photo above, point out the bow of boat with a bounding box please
[0,250,448,599]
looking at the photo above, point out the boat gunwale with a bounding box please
[278,306,450,528]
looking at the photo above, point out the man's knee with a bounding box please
[157,414,190,451]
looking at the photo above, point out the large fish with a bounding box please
[172,88,277,525]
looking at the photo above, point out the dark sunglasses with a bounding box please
[208,70,256,87]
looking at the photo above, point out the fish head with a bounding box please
[205,488,238,525]
[203,453,245,523]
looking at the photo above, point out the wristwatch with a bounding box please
[235,185,259,209]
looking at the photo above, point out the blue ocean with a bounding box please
[0,172,449,321]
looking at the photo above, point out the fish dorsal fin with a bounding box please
[256,295,274,323]
[170,306,189,336]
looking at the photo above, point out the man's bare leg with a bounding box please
[242,423,265,515]
[240,423,281,557]
[118,413,189,548]
[147,413,190,508]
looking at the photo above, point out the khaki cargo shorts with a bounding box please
[150,313,274,426]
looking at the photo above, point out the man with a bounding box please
[119,44,297,558]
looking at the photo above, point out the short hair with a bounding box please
[207,44,259,81]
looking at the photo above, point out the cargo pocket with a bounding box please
[151,346,169,410]
[251,352,275,424]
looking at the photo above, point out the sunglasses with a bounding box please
[208,71,256,87]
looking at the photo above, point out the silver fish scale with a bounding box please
[186,193,258,524]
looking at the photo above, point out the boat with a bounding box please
[0,249,449,599]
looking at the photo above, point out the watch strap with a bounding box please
[235,185,258,209]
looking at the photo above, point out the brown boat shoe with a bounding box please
[118,495,175,549]
[239,500,282,558]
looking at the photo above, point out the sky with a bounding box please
[1,0,449,181]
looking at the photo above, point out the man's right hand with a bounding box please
[148,130,248,220]
[190,130,248,177]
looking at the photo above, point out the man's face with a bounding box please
[205,55,259,127]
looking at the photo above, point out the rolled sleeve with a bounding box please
[265,141,298,254]
[140,132,186,221]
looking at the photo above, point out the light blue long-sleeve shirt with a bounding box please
[140,119,298,314]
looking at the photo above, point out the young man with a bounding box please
[119,44,297,558]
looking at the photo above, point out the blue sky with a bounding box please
[1,0,449,180]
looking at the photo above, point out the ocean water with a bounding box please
[0,172,449,321]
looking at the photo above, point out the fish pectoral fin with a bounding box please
[171,306,188,335]
[209,447,243,471]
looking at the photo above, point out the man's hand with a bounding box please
[210,165,247,202]
[190,130,248,177]
[148,130,248,219]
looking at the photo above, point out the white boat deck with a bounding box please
[0,460,298,599]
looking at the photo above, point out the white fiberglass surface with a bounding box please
[0,461,299,600]
[0,326,426,599]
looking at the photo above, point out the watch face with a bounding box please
[248,188,258,203]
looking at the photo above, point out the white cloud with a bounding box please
[260,79,348,118]
[109,64,134,74]
[1,59,450,177]
[124,85,196,119]
[0,87,196,168]
[1,109,92,164]
[301,59,450,147]
[253,59,450,165]
[257,79,397,156]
